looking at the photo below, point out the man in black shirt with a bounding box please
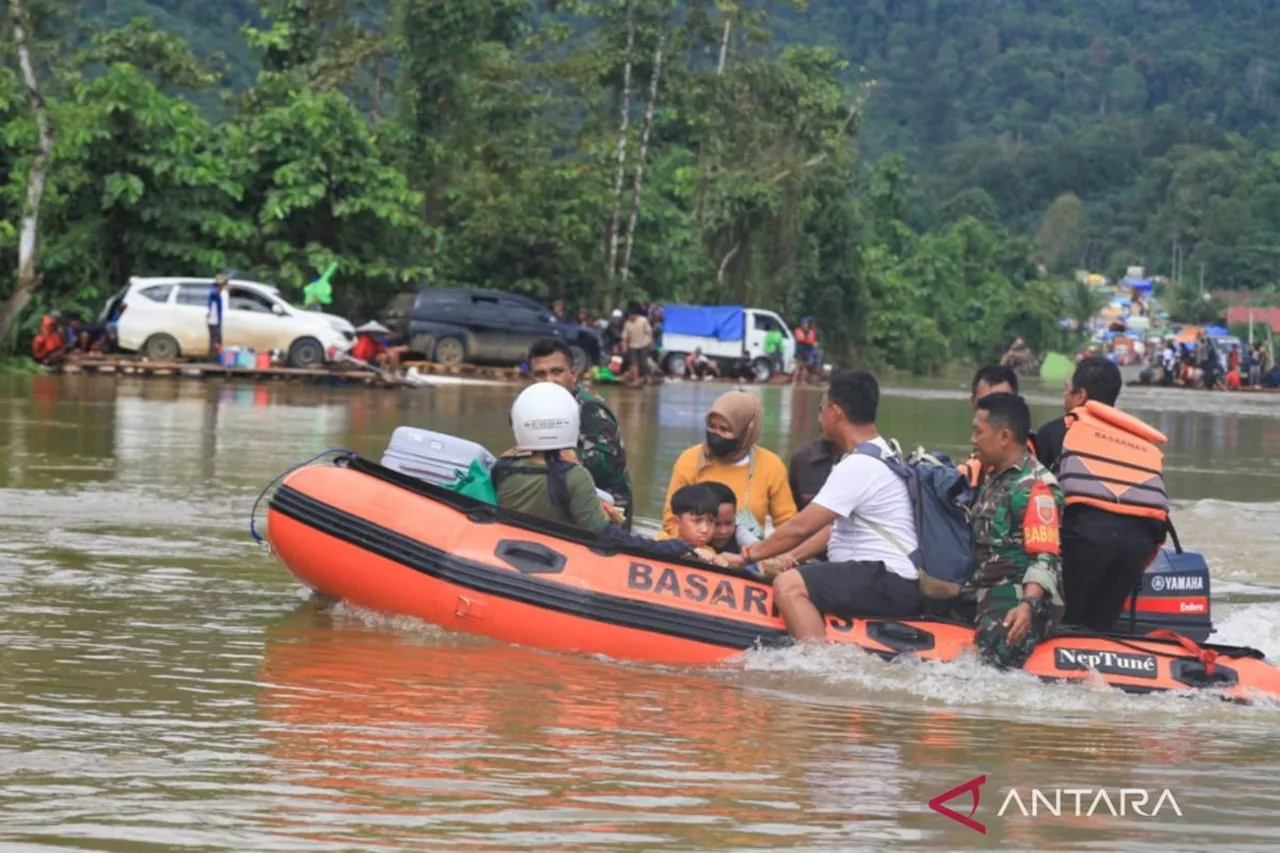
[788,437,836,512]
[1034,357,1166,632]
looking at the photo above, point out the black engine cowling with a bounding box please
[1115,548,1213,641]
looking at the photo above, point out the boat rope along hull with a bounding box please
[264,460,1280,699]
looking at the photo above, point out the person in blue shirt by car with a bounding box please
[207,273,229,359]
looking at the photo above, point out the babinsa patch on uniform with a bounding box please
[1033,492,1057,525]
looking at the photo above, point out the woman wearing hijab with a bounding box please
[661,389,797,539]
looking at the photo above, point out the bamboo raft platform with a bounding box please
[49,355,408,387]
[399,360,523,381]
[47,355,820,389]
[46,355,533,387]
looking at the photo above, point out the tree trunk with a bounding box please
[692,10,732,229]
[0,0,54,350]
[619,10,668,283]
[717,18,732,75]
[604,0,636,290]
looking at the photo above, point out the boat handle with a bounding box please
[495,540,568,575]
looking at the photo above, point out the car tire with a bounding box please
[433,336,466,366]
[752,357,774,382]
[143,333,181,361]
[288,337,325,369]
[569,345,589,372]
[409,333,435,359]
[664,351,687,377]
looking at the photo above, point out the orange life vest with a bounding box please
[794,327,816,346]
[1057,401,1169,521]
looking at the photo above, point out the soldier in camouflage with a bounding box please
[528,338,635,529]
[968,393,1065,669]
[575,385,635,528]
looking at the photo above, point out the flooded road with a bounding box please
[2,372,1279,851]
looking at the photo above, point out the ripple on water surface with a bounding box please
[2,375,1279,851]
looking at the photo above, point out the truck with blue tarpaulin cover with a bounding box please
[659,304,794,381]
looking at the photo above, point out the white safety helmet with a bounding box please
[510,382,580,451]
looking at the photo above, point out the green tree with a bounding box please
[1035,192,1086,274]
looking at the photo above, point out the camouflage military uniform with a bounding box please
[575,386,634,529]
[968,451,1065,669]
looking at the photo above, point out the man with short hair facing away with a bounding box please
[968,393,1065,668]
[1033,356,1168,632]
[969,364,1018,407]
[528,338,635,529]
[721,370,922,638]
[958,364,1023,490]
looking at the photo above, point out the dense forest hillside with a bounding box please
[79,0,1280,286]
[3,0,1277,369]
[92,1,1280,152]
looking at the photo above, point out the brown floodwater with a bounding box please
[2,372,1279,852]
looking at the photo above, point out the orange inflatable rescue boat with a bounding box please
[262,454,1280,702]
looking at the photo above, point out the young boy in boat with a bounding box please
[703,482,758,555]
[702,481,803,577]
[493,383,720,564]
[659,484,729,564]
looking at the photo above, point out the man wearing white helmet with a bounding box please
[494,384,707,560]
[528,337,633,529]
[493,383,613,530]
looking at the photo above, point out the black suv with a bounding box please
[401,288,602,369]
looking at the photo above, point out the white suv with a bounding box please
[104,277,355,367]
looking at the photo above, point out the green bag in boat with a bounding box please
[442,459,498,505]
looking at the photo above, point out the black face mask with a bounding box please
[705,430,739,458]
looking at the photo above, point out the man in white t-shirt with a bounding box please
[722,369,922,639]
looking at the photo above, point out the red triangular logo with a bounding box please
[928,774,987,834]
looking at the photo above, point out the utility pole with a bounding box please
[1199,263,1205,298]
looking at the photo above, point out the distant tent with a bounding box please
[1205,325,1229,337]
[1039,352,1074,384]
[1124,277,1154,293]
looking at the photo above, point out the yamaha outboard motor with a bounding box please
[1115,548,1213,641]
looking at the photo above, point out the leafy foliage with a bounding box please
[14,0,1278,369]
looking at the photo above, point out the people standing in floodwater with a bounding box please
[621,303,654,387]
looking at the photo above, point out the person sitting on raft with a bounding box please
[958,364,1025,490]
[1033,356,1170,633]
[528,338,634,529]
[493,383,714,563]
[661,389,796,543]
[663,484,731,564]
[700,481,802,576]
[352,321,410,374]
[702,482,758,555]
[720,370,924,636]
[967,392,1065,668]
